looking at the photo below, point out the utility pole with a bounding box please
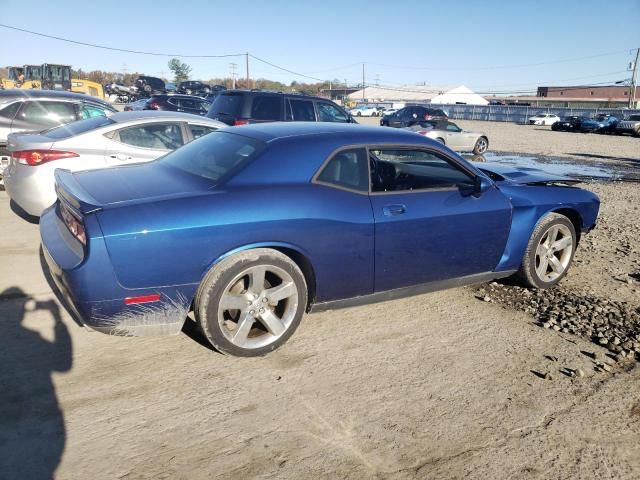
[246,52,250,89]
[375,73,380,86]
[362,63,365,101]
[229,62,238,89]
[629,47,639,109]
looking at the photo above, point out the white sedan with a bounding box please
[528,113,560,126]
[4,111,225,217]
[349,105,379,117]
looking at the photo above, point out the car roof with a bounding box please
[0,89,113,106]
[219,89,326,101]
[109,111,223,124]
[224,121,423,143]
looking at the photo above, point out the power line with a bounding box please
[249,54,326,82]
[366,49,636,71]
[0,23,245,58]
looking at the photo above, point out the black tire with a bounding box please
[516,213,577,289]
[357,112,362,117]
[472,136,489,154]
[195,248,307,357]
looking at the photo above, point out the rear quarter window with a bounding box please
[208,93,244,117]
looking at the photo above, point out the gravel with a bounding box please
[476,282,640,361]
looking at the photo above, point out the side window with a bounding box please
[251,96,282,121]
[180,98,198,110]
[445,122,461,132]
[370,149,475,192]
[117,123,184,150]
[289,99,316,121]
[189,124,218,140]
[316,148,368,192]
[0,101,22,119]
[20,101,76,126]
[316,102,348,122]
[79,104,108,119]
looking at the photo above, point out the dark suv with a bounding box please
[380,105,448,128]
[177,81,215,96]
[206,90,355,126]
[144,94,210,116]
[135,76,166,96]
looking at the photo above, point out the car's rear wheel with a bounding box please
[472,136,489,154]
[195,249,307,357]
[516,213,576,289]
[357,112,362,117]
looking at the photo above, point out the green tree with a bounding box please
[168,58,192,84]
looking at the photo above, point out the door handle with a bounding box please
[109,153,131,161]
[383,204,406,216]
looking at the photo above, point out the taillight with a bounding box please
[13,150,79,166]
[234,119,249,125]
[60,204,86,245]
[148,101,160,110]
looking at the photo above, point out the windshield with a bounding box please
[160,131,264,182]
[43,116,115,140]
[208,93,244,117]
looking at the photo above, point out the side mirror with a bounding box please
[473,175,493,197]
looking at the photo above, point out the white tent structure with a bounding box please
[348,84,488,105]
[430,86,488,105]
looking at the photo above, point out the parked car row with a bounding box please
[549,113,639,135]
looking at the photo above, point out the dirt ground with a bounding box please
[1,121,639,480]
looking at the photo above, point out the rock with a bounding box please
[542,322,551,329]
[553,325,561,331]
[602,363,612,372]
[483,296,491,302]
[575,369,585,378]
[599,337,609,345]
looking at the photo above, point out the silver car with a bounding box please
[4,111,226,217]
[405,120,489,154]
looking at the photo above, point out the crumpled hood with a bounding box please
[478,162,581,185]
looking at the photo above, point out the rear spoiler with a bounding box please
[54,169,102,215]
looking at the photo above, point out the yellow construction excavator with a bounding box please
[2,63,104,98]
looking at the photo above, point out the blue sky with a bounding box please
[1,0,638,92]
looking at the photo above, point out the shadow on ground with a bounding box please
[0,287,72,479]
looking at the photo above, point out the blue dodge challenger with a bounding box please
[40,123,600,356]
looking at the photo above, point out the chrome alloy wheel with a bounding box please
[475,137,488,154]
[535,224,573,282]
[217,265,299,349]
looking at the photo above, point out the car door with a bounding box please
[105,122,185,165]
[10,100,77,134]
[369,147,512,292]
[389,108,411,128]
[312,147,375,300]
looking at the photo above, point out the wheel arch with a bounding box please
[551,207,583,243]
[203,242,317,311]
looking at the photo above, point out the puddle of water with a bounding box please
[463,152,640,182]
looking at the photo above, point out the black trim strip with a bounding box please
[309,270,516,312]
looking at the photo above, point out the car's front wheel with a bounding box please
[195,249,307,356]
[516,213,576,289]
